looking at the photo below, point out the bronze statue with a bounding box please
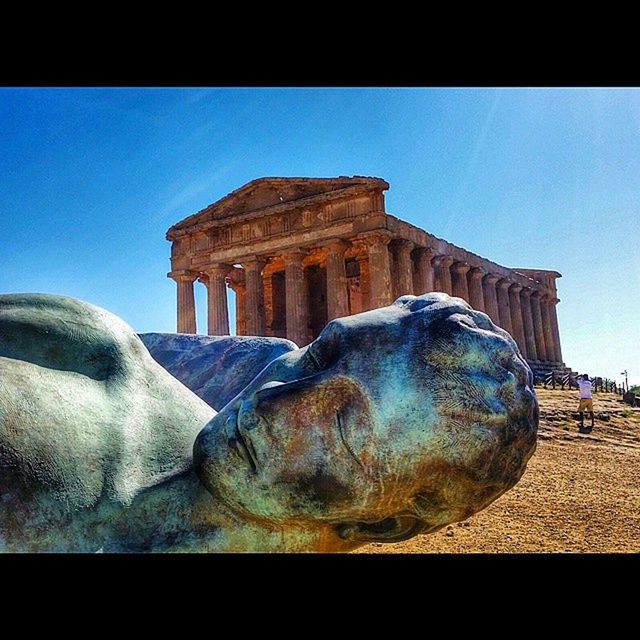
[0,292,537,552]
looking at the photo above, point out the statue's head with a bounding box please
[194,293,537,546]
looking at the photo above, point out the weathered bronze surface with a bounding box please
[0,292,537,552]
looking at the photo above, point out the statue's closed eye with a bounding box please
[336,410,364,470]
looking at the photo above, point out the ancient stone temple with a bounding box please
[166,176,566,373]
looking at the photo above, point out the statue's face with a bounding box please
[194,293,537,544]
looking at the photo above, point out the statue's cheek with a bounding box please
[258,376,374,487]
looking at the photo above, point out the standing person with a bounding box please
[576,373,595,433]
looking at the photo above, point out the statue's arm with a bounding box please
[140,333,298,410]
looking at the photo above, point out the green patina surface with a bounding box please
[0,292,538,552]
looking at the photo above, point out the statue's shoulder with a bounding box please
[0,293,147,380]
[0,294,215,523]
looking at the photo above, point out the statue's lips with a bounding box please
[223,412,258,473]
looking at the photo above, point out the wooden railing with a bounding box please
[535,372,623,394]
[532,371,639,406]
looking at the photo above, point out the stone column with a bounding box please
[227,272,246,337]
[394,239,414,297]
[496,279,514,334]
[530,290,548,362]
[356,253,371,311]
[283,250,309,346]
[482,274,500,324]
[243,258,266,336]
[169,270,197,334]
[520,287,538,361]
[235,282,247,336]
[262,268,274,337]
[388,247,398,301]
[413,247,435,296]
[549,297,563,363]
[451,262,471,301]
[508,283,527,357]
[467,267,485,312]
[203,264,231,336]
[541,293,557,363]
[360,233,393,309]
[432,255,453,295]
[323,240,350,321]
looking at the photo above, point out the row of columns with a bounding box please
[379,240,564,364]
[169,233,563,363]
[375,236,563,364]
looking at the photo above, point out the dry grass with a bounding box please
[354,389,640,554]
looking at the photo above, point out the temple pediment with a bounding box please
[170,176,388,233]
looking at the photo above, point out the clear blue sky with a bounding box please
[1,88,638,387]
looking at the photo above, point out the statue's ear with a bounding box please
[335,515,424,544]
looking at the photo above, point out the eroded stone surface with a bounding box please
[166,176,566,377]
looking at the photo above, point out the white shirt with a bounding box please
[577,379,592,399]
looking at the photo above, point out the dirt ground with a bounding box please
[354,388,640,554]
